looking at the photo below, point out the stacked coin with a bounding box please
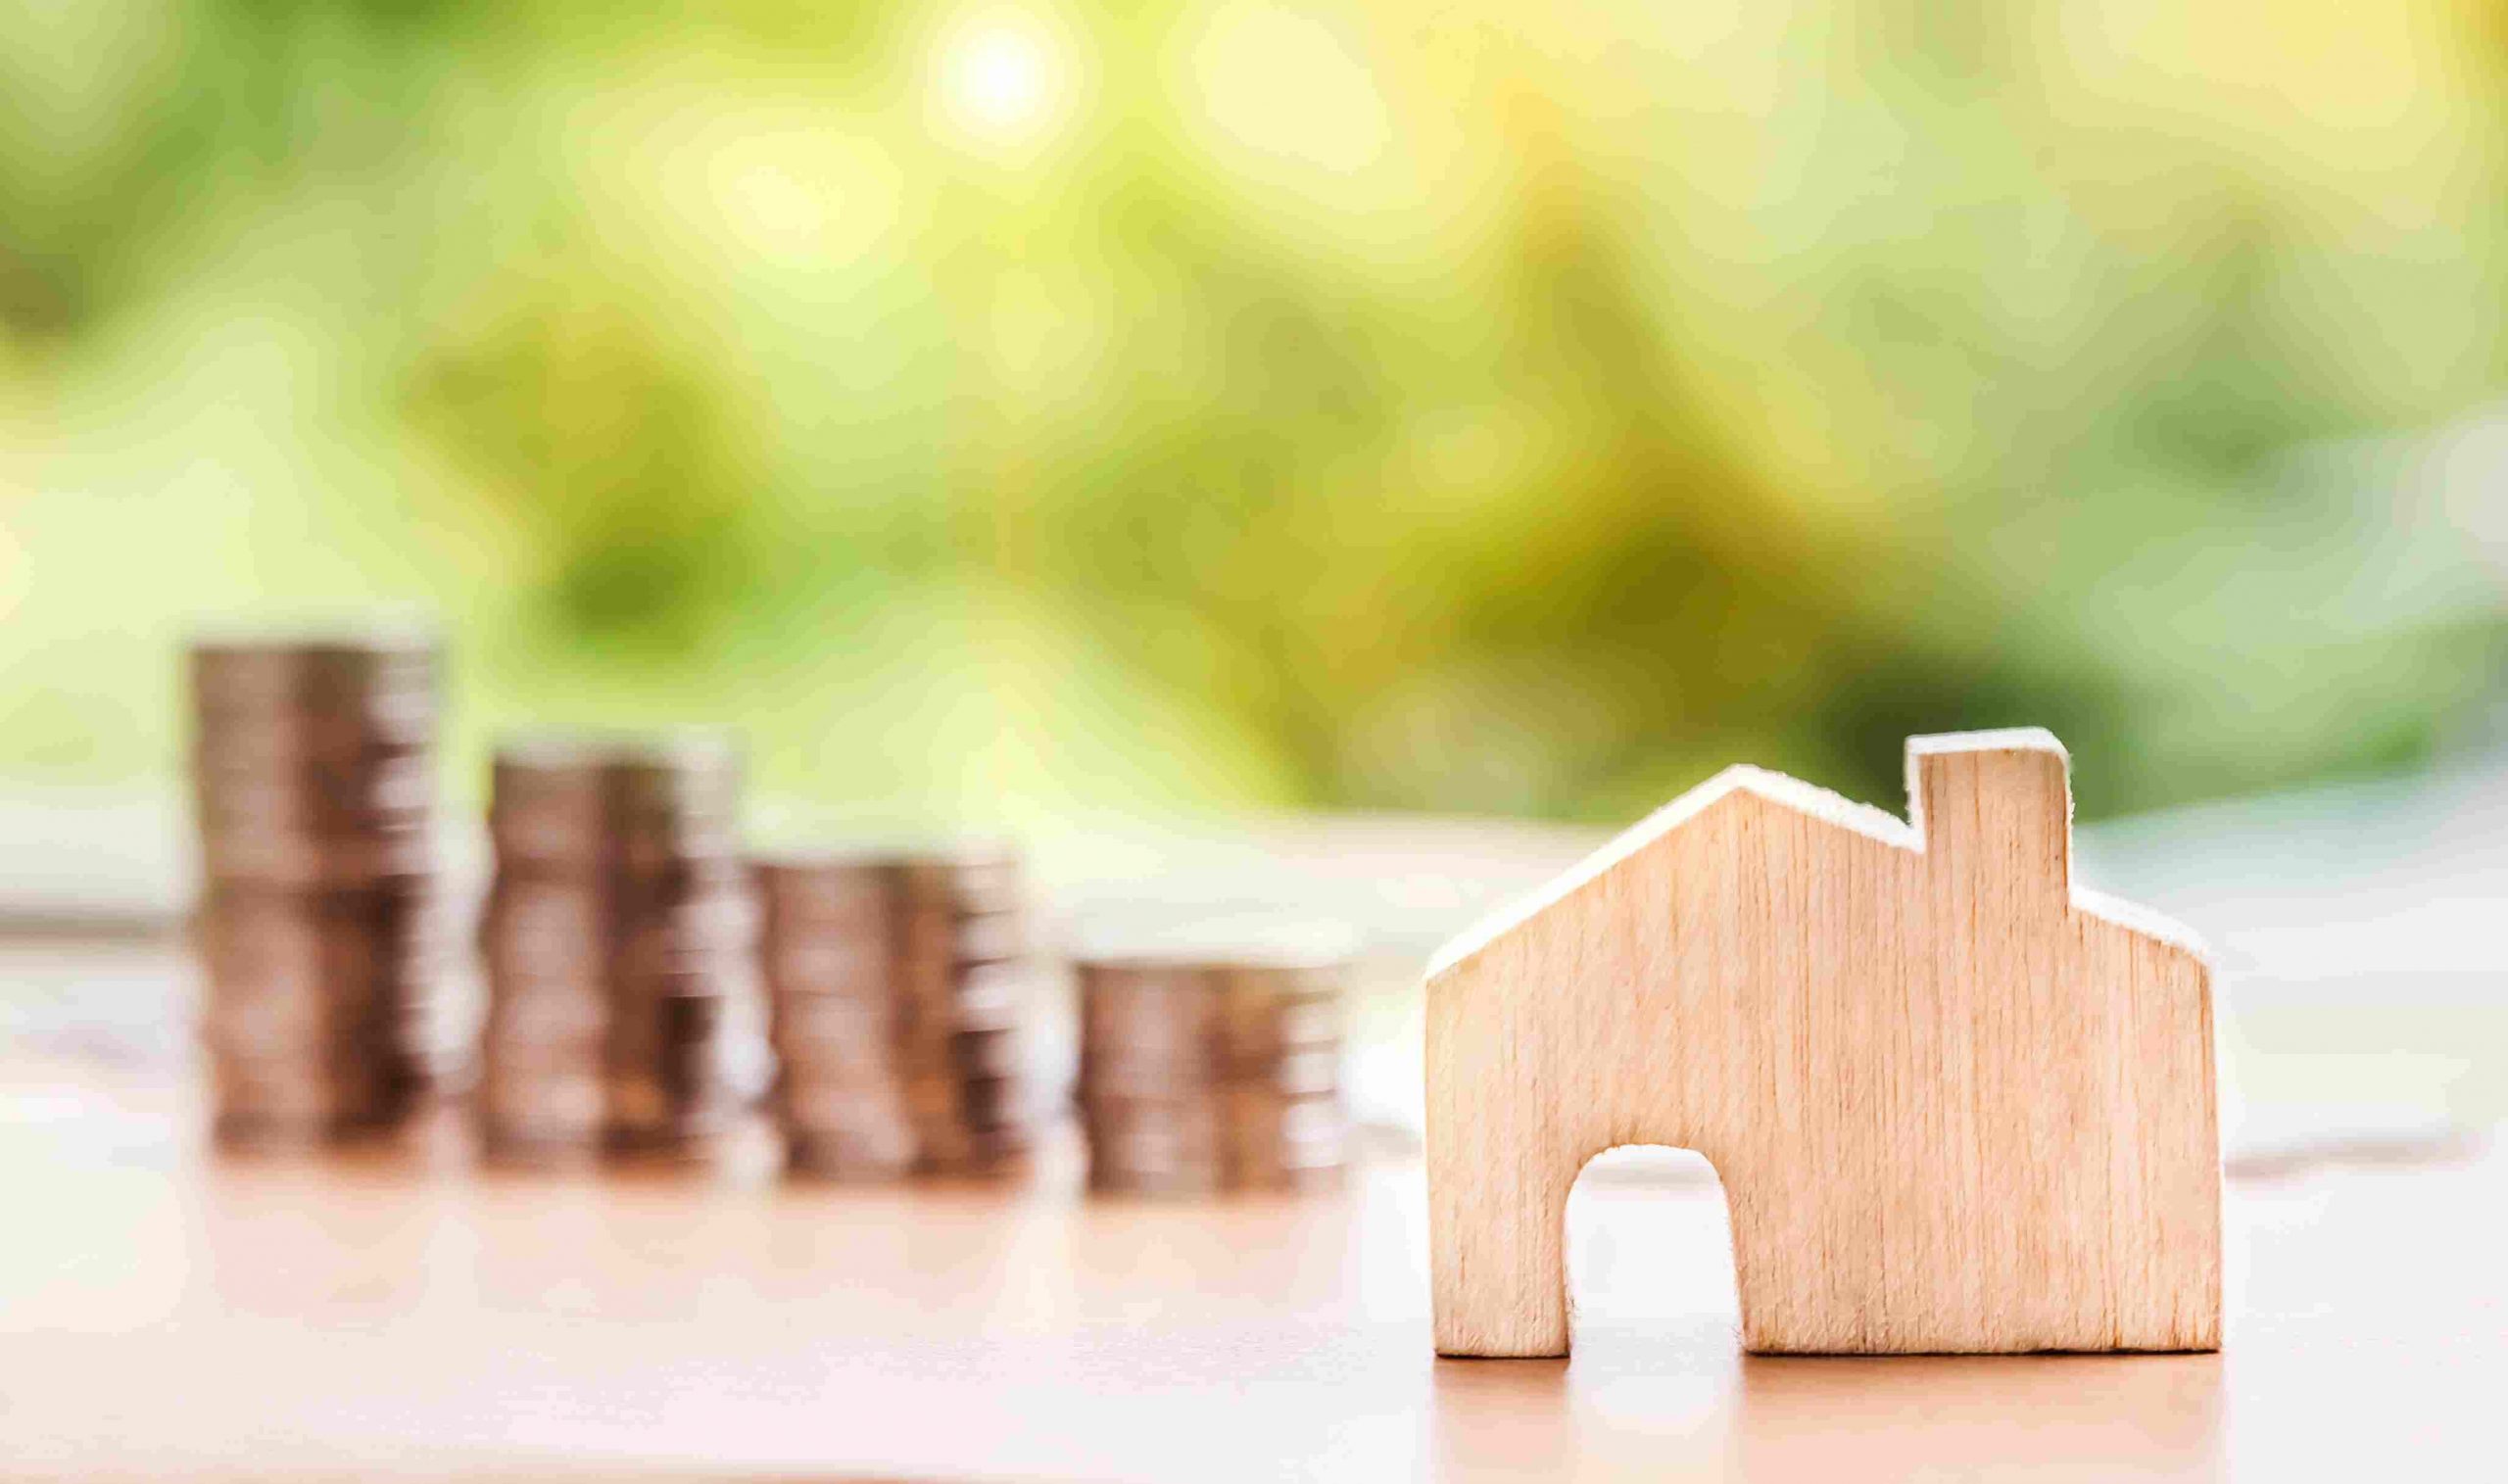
[189,630,461,1145]
[475,739,609,1162]
[475,734,766,1164]
[1076,928,1350,1195]
[753,851,915,1178]
[753,841,1032,1176]
[894,846,1031,1173]
[603,736,765,1160]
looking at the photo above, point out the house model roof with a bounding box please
[1425,728,2208,980]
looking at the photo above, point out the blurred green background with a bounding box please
[3,0,2504,829]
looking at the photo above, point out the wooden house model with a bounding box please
[1425,729,2221,1357]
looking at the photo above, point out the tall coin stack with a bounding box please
[476,739,609,1162]
[603,737,767,1160]
[752,841,1032,1176]
[189,630,460,1145]
[1075,928,1350,1195]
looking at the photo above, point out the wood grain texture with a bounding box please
[1426,729,2221,1357]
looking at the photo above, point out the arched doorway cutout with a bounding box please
[1563,1145,1741,1354]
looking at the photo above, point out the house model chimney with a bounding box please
[1907,729,2073,911]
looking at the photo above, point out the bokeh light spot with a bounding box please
[932,7,1082,155]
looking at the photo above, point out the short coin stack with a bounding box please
[753,851,916,1178]
[475,733,768,1165]
[188,630,461,1144]
[753,841,1032,1176]
[1075,927,1351,1195]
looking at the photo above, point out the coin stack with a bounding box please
[1076,929,1350,1195]
[753,851,915,1178]
[603,736,767,1162]
[475,739,609,1163]
[894,846,1031,1173]
[752,841,1032,1176]
[189,630,461,1145]
[477,734,766,1163]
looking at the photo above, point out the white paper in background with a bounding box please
[2078,758,2508,1168]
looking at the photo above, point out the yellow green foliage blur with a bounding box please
[2,0,2503,825]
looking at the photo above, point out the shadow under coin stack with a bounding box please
[189,632,459,1145]
[1076,931,1350,1195]
[476,741,609,1163]
[603,738,768,1163]
[753,843,1032,1176]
